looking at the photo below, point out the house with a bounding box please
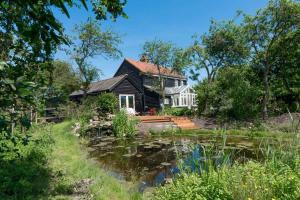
[70,58,197,113]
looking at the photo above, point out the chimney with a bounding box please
[140,54,149,62]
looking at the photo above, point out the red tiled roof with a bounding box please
[125,58,185,79]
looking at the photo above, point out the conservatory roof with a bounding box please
[165,85,190,95]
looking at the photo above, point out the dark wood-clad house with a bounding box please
[70,58,196,113]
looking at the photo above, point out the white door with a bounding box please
[119,94,135,110]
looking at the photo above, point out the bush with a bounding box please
[164,107,193,116]
[0,125,54,199]
[61,93,118,121]
[155,139,300,200]
[112,110,138,137]
[155,160,300,200]
[195,67,261,120]
[96,93,118,115]
[60,97,97,122]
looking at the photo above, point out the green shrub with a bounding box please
[96,93,118,115]
[61,93,118,121]
[60,98,96,122]
[164,107,193,116]
[155,159,300,200]
[195,67,261,120]
[155,172,232,200]
[112,110,138,137]
[155,143,300,200]
[0,125,54,199]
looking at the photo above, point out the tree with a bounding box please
[243,0,300,119]
[44,61,81,107]
[187,20,248,83]
[70,18,122,96]
[0,0,127,133]
[187,20,249,113]
[195,66,261,120]
[142,39,189,111]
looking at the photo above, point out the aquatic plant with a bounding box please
[112,109,138,137]
[154,134,300,200]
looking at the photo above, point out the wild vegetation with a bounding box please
[186,0,300,121]
[154,135,300,200]
[0,0,299,199]
[0,121,140,199]
[112,109,139,137]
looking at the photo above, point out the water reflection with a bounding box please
[88,134,263,191]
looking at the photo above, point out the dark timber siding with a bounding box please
[165,78,175,87]
[112,79,143,113]
[143,75,155,86]
[113,59,188,112]
[114,60,143,90]
[144,75,177,87]
[144,88,160,109]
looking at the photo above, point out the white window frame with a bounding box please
[171,86,197,108]
[164,98,170,105]
[119,94,135,110]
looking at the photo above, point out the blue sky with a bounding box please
[54,0,268,81]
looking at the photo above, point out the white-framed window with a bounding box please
[119,94,135,110]
[164,98,170,104]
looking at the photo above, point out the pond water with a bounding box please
[88,134,268,191]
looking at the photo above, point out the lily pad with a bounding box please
[161,162,172,167]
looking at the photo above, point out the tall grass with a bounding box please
[154,129,300,200]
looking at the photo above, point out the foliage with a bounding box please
[61,97,98,122]
[196,67,261,120]
[69,18,122,95]
[155,159,300,200]
[190,0,300,120]
[164,107,193,116]
[1,121,140,200]
[0,125,54,199]
[242,0,300,119]
[187,20,249,83]
[112,110,138,137]
[0,0,127,135]
[44,60,81,107]
[96,93,118,115]
[61,93,118,122]
[49,122,140,200]
[155,137,300,200]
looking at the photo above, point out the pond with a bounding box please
[88,134,270,191]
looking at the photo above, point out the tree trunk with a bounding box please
[262,69,269,120]
[157,66,165,112]
[203,73,213,114]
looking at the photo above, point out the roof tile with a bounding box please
[125,58,185,79]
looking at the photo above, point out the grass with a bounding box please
[48,121,141,200]
[150,128,296,139]
[0,121,142,200]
